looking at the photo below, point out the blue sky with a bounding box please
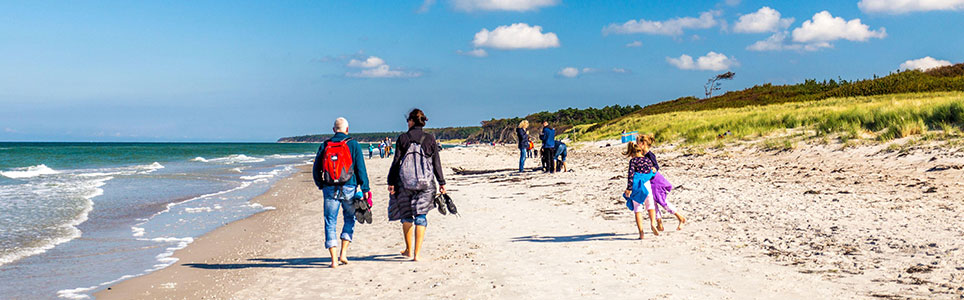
[1,0,962,141]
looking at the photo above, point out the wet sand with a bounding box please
[96,140,964,299]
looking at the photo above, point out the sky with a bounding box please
[1,0,962,142]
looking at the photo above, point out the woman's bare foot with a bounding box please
[651,224,660,236]
[400,249,412,257]
[339,257,349,265]
[638,231,645,240]
[329,261,338,268]
[412,255,420,262]
[656,219,665,232]
[676,214,687,230]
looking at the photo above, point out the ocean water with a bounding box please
[0,142,338,299]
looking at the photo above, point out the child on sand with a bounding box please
[623,135,685,239]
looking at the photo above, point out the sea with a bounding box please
[0,142,376,299]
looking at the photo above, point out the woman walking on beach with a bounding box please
[516,120,530,172]
[312,117,371,268]
[387,109,447,261]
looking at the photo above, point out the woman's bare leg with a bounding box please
[401,222,414,257]
[634,212,646,239]
[413,225,427,261]
[648,209,660,236]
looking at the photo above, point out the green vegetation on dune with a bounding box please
[279,64,964,145]
[579,91,964,145]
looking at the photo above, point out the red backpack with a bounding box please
[320,138,354,185]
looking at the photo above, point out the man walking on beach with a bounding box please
[539,121,556,173]
[312,117,371,268]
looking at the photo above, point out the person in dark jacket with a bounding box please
[516,120,530,172]
[311,117,371,268]
[554,140,568,172]
[539,121,557,173]
[387,109,446,261]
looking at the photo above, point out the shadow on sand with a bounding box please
[511,233,637,243]
[183,254,406,270]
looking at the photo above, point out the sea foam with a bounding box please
[0,164,60,179]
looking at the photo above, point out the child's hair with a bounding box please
[623,134,655,157]
[518,120,529,129]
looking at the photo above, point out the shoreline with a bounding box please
[93,163,319,299]
[96,142,964,299]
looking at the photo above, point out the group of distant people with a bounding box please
[367,138,394,159]
[312,109,446,267]
[515,120,568,173]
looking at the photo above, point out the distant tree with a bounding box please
[704,71,736,99]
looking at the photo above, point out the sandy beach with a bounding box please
[95,141,964,299]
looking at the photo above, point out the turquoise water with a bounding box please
[0,142,325,299]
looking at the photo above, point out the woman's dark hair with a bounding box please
[407,108,428,127]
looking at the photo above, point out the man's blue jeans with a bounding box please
[322,185,357,249]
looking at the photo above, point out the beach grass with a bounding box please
[576,91,964,146]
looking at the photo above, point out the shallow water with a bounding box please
[0,142,327,299]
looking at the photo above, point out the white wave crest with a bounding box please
[191,154,264,164]
[0,164,60,179]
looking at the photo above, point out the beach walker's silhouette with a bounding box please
[183,254,406,270]
[511,233,637,243]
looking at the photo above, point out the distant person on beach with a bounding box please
[527,139,535,158]
[516,120,530,172]
[539,121,556,173]
[554,140,567,172]
[311,117,371,268]
[368,144,374,159]
[388,109,447,261]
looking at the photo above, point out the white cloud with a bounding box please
[747,31,833,52]
[603,10,721,36]
[344,56,420,78]
[347,56,386,68]
[558,67,579,78]
[346,65,421,78]
[625,40,643,48]
[859,0,964,13]
[899,56,953,71]
[473,23,560,50]
[733,7,794,33]
[418,0,436,13]
[791,11,886,43]
[557,66,629,78]
[666,52,737,71]
[725,0,742,6]
[453,0,558,12]
[456,48,489,57]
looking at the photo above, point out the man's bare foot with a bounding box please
[677,215,687,230]
[656,219,665,232]
[339,257,349,265]
[400,249,412,257]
